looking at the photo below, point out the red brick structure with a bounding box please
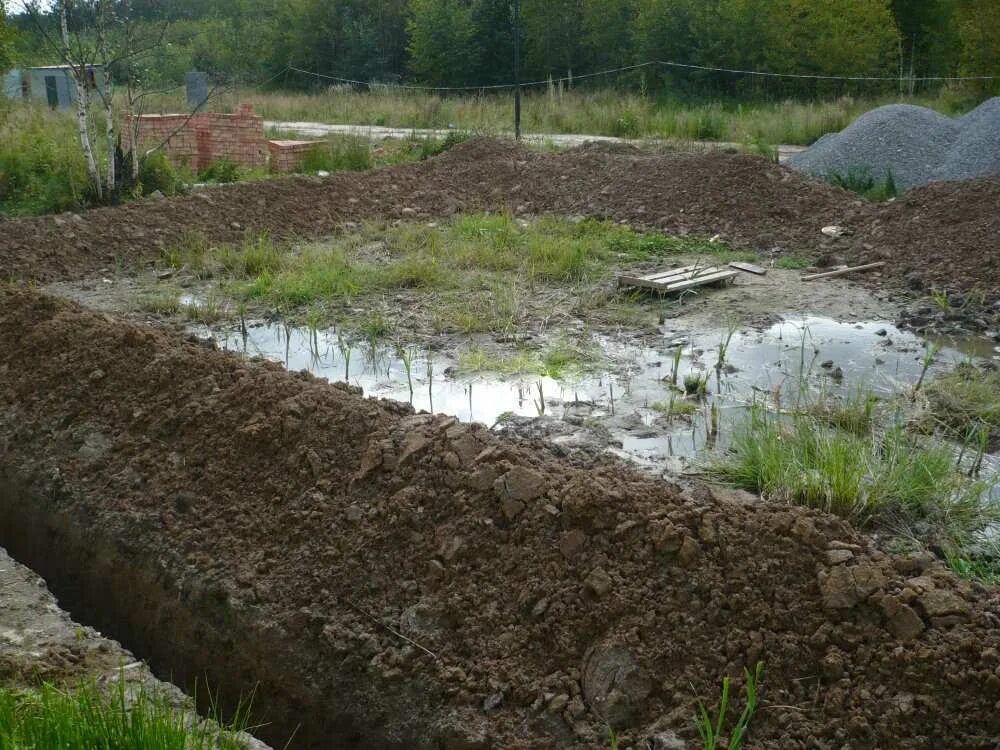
[267,140,322,172]
[126,104,319,173]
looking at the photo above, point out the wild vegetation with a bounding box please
[146,215,744,337]
[9,0,998,97]
[0,679,249,750]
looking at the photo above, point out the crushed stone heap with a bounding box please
[787,97,1000,189]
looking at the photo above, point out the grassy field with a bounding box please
[147,85,981,146]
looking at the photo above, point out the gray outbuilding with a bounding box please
[2,64,106,108]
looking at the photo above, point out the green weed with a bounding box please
[0,679,248,750]
[828,166,898,201]
[712,404,997,547]
[921,363,1000,451]
[695,662,764,750]
[774,256,812,270]
[651,397,698,417]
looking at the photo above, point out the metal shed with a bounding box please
[2,65,106,108]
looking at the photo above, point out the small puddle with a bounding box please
[202,314,996,475]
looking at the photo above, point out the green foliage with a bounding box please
[611,110,641,138]
[0,0,14,73]
[407,0,479,87]
[774,255,812,270]
[712,404,997,548]
[138,151,185,196]
[297,137,373,173]
[695,662,764,750]
[0,679,248,750]
[0,103,92,217]
[419,130,471,160]
[921,362,1000,450]
[198,160,243,183]
[828,166,898,201]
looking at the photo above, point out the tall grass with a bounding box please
[0,679,249,750]
[0,101,91,216]
[712,404,997,548]
[145,86,978,146]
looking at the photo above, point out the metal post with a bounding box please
[513,0,521,141]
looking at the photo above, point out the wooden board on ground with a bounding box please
[728,261,767,275]
[617,264,738,293]
[800,261,885,282]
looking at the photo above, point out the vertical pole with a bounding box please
[513,0,522,140]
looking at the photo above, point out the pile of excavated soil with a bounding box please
[2,285,999,749]
[787,98,1000,189]
[1,138,997,296]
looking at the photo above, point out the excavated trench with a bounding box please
[0,472,377,749]
[5,287,1000,750]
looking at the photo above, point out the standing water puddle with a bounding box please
[204,315,996,473]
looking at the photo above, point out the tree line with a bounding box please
[6,0,999,97]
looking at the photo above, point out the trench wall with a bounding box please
[0,470,432,749]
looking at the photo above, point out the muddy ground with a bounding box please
[2,286,1000,749]
[2,139,998,306]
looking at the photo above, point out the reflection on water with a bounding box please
[207,315,996,470]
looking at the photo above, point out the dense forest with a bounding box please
[4,0,1000,97]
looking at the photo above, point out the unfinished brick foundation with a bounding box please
[127,104,319,173]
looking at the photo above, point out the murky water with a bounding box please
[200,313,996,473]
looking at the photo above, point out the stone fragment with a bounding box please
[494,466,547,503]
[398,432,430,467]
[500,497,526,521]
[584,567,613,598]
[819,564,887,609]
[825,549,855,565]
[560,529,588,559]
[917,589,970,622]
[880,595,925,641]
[677,536,701,567]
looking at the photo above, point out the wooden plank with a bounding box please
[801,262,885,282]
[621,268,736,292]
[662,269,737,292]
[728,261,767,276]
[633,265,722,283]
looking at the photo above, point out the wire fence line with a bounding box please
[282,59,1000,94]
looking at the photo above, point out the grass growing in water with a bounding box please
[457,342,598,379]
[921,362,1000,450]
[0,679,249,750]
[712,404,997,548]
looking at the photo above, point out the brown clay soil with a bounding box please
[2,285,1000,749]
[1,139,998,295]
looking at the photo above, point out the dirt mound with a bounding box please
[2,285,999,749]
[850,176,1000,293]
[0,136,996,293]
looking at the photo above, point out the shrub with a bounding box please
[198,159,242,183]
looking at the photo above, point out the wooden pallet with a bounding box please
[617,264,738,293]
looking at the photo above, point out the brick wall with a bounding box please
[267,140,323,173]
[126,103,268,172]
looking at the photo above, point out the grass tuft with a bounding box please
[711,404,997,548]
[0,679,248,750]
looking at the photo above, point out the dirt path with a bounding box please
[265,121,808,161]
[2,285,999,749]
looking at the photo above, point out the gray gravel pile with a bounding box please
[788,97,1000,189]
